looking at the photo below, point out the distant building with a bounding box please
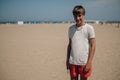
[17,21,23,25]
[95,21,99,24]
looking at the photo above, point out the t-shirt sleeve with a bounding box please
[88,26,95,39]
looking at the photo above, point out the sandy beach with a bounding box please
[0,23,120,80]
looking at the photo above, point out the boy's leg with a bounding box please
[70,64,79,80]
[80,76,87,80]
[71,75,78,80]
[78,65,92,80]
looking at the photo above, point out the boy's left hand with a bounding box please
[84,63,91,73]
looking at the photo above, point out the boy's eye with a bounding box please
[74,15,81,17]
[78,15,81,17]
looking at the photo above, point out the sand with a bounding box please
[0,23,120,80]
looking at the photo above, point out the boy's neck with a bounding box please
[76,21,85,27]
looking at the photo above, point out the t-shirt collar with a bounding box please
[75,23,86,31]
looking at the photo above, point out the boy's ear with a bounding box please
[83,14,85,17]
[83,14,85,16]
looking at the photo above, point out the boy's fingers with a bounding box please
[66,62,70,70]
[84,66,90,73]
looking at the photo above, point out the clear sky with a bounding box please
[0,0,120,21]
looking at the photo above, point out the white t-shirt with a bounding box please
[68,24,95,65]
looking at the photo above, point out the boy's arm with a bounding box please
[84,38,96,72]
[66,38,71,70]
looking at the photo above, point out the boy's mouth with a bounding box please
[76,20,82,23]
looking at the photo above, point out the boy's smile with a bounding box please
[73,14,85,27]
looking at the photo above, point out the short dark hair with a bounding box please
[73,5,85,15]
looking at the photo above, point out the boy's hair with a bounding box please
[73,5,85,15]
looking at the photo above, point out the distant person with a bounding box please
[66,5,96,80]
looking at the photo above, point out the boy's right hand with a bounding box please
[66,60,70,70]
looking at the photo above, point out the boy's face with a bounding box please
[73,14,85,26]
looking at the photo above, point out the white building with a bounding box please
[95,21,99,24]
[17,21,24,25]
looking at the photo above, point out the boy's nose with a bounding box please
[76,16,80,20]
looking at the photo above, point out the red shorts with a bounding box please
[70,64,92,78]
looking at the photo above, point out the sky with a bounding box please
[0,0,120,22]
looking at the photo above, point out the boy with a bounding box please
[66,5,96,80]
